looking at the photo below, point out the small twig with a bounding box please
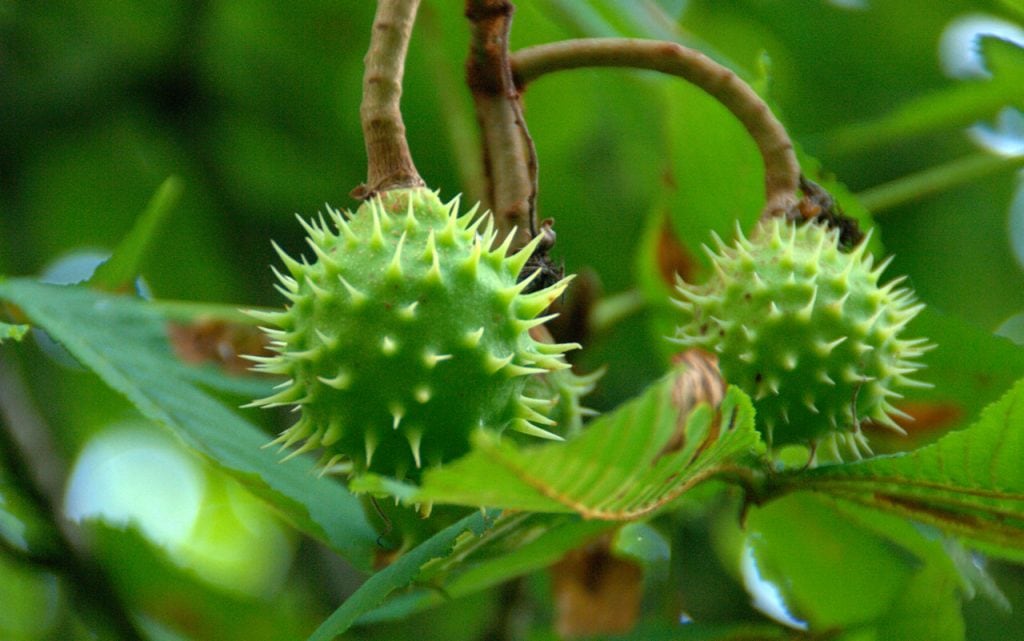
[356,0,425,199]
[511,38,802,219]
[369,495,395,549]
[465,0,538,250]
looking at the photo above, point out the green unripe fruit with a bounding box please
[246,188,577,480]
[672,217,931,457]
[522,365,603,439]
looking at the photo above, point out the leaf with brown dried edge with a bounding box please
[782,376,1024,561]
[354,350,761,519]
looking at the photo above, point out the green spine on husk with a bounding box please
[245,188,578,480]
[672,217,931,458]
[522,366,603,439]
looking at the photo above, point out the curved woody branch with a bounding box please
[511,38,802,219]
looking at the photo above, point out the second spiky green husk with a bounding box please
[246,188,578,481]
[672,217,931,458]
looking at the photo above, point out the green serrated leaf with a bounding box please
[355,372,758,624]
[388,366,759,519]
[785,376,1024,561]
[306,510,498,641]
[88,176,183,291]
[0,279,378,569]
[359,512,615,625]
[0,321,29,343]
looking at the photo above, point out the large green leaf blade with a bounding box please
[787,377,1024,561]
[0,279,378,569]
[306,510,497,641]
[364,363,760,519]
[359,512,616,624]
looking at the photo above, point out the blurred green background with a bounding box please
[2,0,1024,639]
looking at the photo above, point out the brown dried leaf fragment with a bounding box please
[168,319,270,375]
[656,214,698,286]
[550,534,643,639]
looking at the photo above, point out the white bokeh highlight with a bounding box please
[939,14,1024,79]
[65,427,205,548]
[740,540,809,631]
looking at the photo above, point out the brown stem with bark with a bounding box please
[511,38,802,219]
[356,0,425,199]
[466,0,538,250]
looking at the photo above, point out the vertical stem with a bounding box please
[358,0,425,198]
[466,0,538,250]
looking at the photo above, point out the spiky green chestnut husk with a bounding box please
[672,217,930,457]
[522,365,603,439]
[246,188,577,480]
